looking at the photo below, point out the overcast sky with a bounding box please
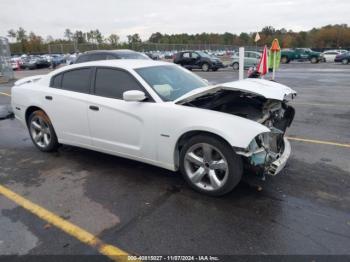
[1,0,349,41]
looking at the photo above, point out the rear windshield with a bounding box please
[118,52,150,60]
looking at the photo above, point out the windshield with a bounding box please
[196,51,212,58]
[135,65,208,101]
[118,52,150,60]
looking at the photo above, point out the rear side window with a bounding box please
[61,68,91,94]
[51,74,62,88]
[76,55,89,63]
[94,68,143,99]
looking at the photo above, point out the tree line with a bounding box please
[6,24,350,54]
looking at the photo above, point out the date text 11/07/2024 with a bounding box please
[127,255,220,261]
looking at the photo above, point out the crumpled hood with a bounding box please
[174,78,297,104]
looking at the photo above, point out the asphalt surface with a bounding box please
[0,63,350,259]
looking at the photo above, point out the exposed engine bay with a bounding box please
[182,89,295,177]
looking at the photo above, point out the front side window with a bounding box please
[61,68,91,93]
[136,65,208,101]
[94,68,143,99]
[192,52,199,59]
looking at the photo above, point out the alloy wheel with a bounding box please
[184,143,229,191]
[30,115,51,148]
[202,63,209,72]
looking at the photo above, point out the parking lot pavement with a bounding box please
[0,63,350,258]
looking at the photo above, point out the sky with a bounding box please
[1,0,349,41]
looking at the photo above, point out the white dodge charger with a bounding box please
[11,60,296,196]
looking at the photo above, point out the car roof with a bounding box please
[80,49,137,55]
[48,59,173,75]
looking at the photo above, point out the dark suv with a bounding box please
[75,49,150,63]
[173,51,224,71]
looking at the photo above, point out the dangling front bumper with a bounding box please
[266,138,291,176]
[236,136,291,177]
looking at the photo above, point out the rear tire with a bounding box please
[28,110,59,152]
[342,58,349,65]
[232,62,239,70]
[179,134,243,196]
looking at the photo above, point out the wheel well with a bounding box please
[174,130,232,169]
[25,106,44,125]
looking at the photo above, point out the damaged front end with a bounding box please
[235,99,295,177]
[237,130,292,177]
[178,79,296,178]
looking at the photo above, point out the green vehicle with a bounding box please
[231,51,261,70]
[280,48,322,64]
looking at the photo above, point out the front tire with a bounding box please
[28,110,59,152]
[179,135,243,196]
[310,57,318,64]
[201,63,210,72]
[281,56,289,64]
[232,62,239,70]
[342,58,349,65]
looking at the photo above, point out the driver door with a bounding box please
[87,67,157,158]
[191,52,201,69]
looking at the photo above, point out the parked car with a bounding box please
[20,56,51,70]
[174,51,224,71]
[231,51,261,70]
[10,57,22,70]
[11,60,296,196]
[280,48,322,64]
[334,51,350,64]
[75,49,150,63]
[50,54,66,65]
[320,50,348,62]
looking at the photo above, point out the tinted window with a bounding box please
[76,55,89,63]
[61,68,91,93]
[94,68,143,99]
[51,73,62,88]
[106,54,119,60]
[89,54,107,61]
[117,52,149,60]
[192,53,199,59]
[182,53,190,58]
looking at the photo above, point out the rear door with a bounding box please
[44,68,93,146]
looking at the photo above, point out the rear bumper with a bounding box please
[267,138,291,176]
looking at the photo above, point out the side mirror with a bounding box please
[123,90,146,102]
[202,79,209,84]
